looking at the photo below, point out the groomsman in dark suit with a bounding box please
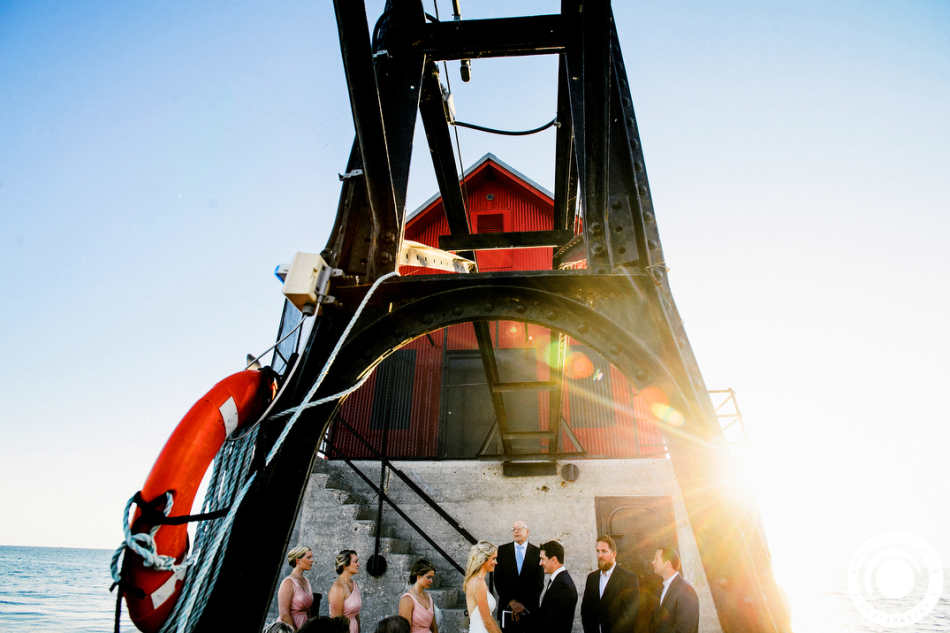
[581,535,639,633]
[648,547,699,633]
[534,540,578,633]
[494,520,544,632]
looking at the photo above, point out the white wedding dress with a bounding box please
[468,591,496,633]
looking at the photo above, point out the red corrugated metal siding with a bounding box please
[333,159,665,459]
[336,335,443,458]
[468,175,553,272]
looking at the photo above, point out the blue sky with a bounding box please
[2,0,949,621]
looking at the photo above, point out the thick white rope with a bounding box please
[115,271,399,633]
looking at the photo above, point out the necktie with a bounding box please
[546,579,552,591]
[516,545,524,573]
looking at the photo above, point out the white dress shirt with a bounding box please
[598,563,616,598]
[660,571,680,605]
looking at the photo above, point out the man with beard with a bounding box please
[581,535,639,633]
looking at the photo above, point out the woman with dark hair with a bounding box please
[278,546,314,630]
[297,615,352,633]
[398,559,438,633]
[374,615,411,633]
[328,549,362,633]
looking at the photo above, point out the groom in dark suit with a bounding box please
[581,535,639,633]
[534,540,578,633]
[648,547,699,633]
[494,520,544,632]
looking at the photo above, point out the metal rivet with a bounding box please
[591,243,605,255]
[393,328,404,338]
[515,304,527,314]
[379,252,393,264]
[609,344,622,355]
[452,306,463,316]
[421,314,433,325]
[626,117,635,128]
[634,161,644,172]
[638,185,648,196]
[622,97,631,107]
[589,222,603,235]
[635,369,648,382]
[483,303,494,312]
[630,138,639,149]
[596,266,607,274]
[654,269,665,281]
[678,337,687,348]
[644,212,654,223]
[545,310,559,321]
[610,199,622,210]
[648,240,658,250]
[383,231,396,244]
[577,322,590,334]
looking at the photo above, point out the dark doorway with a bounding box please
[595,496,679,631]
[440,348,541,457]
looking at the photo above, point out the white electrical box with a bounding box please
[281,252,334,315]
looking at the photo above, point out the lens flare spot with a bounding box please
[651,403,686,427]
[508,324,519,336]
[668,410,685,427]
[593,368,604,381]
[639,387,669,409]
[564,352,594,379]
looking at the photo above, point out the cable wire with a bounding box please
[454,117,559,136]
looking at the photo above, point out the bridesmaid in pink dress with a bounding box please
[278,546,314,630]
[399,559,439,633]
[328,549,362,633]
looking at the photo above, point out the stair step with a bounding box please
[353,519,396,538]
[326,488,360,505]
[428,587,459,609]
[311,458,336,474]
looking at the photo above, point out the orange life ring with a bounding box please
[122,369,275,633]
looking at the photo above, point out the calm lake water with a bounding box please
[0,545,947,632]
[0,545,134,632]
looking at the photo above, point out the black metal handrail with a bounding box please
[327,444,467,576]
[329,415,478,576]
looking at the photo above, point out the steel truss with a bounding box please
[200,2,792,631]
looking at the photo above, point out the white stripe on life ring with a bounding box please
[150,566,186,610]
[219,397,239,438]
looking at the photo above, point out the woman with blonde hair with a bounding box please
[278,545,314,630]
[464,541,501,633]
[398,558,438,633]
[328,549,362,633]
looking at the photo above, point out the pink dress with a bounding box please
[288,576,313,629]
[402,592,434,633]
[342,581,362,633]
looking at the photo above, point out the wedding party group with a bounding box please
[264,519,699,633]
[470,520,699,633]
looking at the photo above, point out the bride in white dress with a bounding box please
[465,541,502,633]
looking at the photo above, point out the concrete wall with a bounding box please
[276,458,723,633]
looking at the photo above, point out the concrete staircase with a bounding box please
[281,459,468,632]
